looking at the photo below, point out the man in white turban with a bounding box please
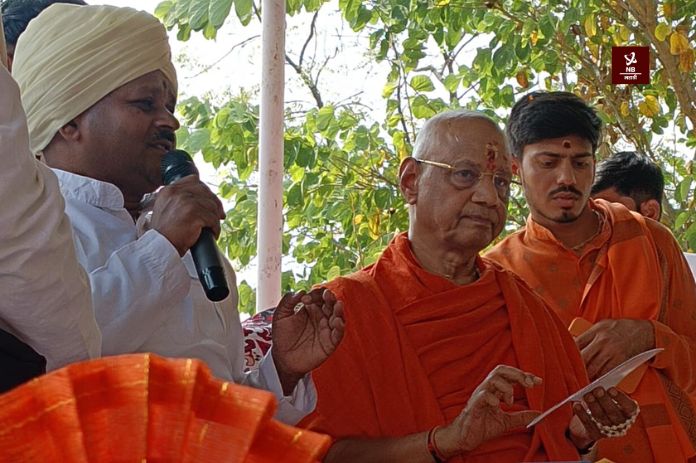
[12,4,344,424]
[0,15,100,391]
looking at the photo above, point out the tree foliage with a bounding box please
[157,0,696,313]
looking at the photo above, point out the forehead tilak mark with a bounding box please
[486,141,500,171]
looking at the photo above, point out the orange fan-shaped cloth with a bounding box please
[0,354,331,462]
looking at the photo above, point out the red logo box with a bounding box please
[612,46,650,84]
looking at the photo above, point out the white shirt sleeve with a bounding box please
[245,349,317,425]
[220,268,316,424]
[0,67,101,369]
[73,229,191,355]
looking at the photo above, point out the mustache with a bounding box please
[549,186,582,197]
[151,130,176,146]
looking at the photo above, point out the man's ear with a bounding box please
[639,199,661,221]
[399,157,419,205]
[56,118,81,142]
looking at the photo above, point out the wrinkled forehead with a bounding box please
[427,118,511,169]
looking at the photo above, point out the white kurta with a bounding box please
[0,67,101,370]
[52,169,314,424]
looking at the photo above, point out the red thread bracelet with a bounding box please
[426,425,447,462]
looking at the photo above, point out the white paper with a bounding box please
[526,347,663,428]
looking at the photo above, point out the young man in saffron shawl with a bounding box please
[487,91,696,463]
[302,110,638,462]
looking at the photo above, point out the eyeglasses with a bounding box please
[415,158,520,200]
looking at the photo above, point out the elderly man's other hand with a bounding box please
[150,175,226,256]
[272,288,345,395]
[576,319,655,380]
[568,386,639,453]
[433,365,542,459]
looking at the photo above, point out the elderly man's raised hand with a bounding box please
[150,175,226,256]
[272,288,345,395]
[432,365,542,459]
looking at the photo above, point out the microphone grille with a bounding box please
[161,149,198,185]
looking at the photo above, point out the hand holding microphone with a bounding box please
[153,150,229,302]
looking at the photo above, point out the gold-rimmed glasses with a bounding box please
[415,158,520,200]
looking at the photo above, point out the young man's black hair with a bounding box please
[506,91,603,158]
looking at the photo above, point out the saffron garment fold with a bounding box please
[0,354,330,462]
[301,233,588,462]
[487,199,696,463]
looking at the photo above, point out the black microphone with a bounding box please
[161,149,230,302]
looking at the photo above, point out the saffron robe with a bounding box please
[487,199,696,463]
[303,233,589,462]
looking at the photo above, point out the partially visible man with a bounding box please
[13,4,344,424]
[1,0,86,71]
[487,91,696,463]
[0,19,99,390]
[591,150,663,220]
[302,110,639,462]
[592,150,696,278]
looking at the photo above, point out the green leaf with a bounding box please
[675,211,690,229]
[210,0,233,27]
[188,0,209,30]
[154,1,173,20]
[443,74,461,93]
[203,21,218,39]
[186,128,211,153]
[234,0,254,25]
[382,81,398,99]
[492,45,514,70]
[679,178,692,202]
[295,145,315,168]
[326,265,341,281]
[374,189,391,208]
[177,23,192,41]
[316,105,335,131]
[411,95,437,119]
[409,75,435,92]
[685,222,696,247]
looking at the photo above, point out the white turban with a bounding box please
[12,4,178,154]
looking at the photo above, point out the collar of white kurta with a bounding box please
[51,168,124,211]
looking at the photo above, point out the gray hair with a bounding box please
[413,110,504,160]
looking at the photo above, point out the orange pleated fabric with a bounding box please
[0,353,330,462]
[301,233,589,462]
[487,199,696,463]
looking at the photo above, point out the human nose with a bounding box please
[156,106,180,132]
[557,159,576,186]
[471,172,499,206]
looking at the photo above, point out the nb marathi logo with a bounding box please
[612,46,650,85]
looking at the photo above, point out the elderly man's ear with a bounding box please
[639,199,661,221]
[399,157,419,205]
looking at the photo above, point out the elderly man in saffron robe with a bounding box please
[302,110,638,462]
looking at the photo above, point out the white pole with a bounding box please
[257,0,285,312]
